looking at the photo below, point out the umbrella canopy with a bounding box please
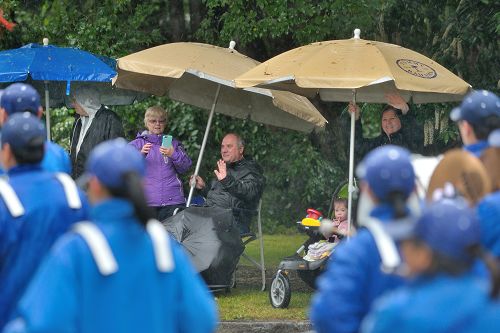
[163,206,243,286]
[235,30,471,103]
[0,42,115,83]
[0,40,142,139]
[113,42,327,132]
[114,41,327,206]
[234,29,472,233]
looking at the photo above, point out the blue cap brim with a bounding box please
[450,107,462,122]
[384,217,417,241]
[488,129,500,148]
[76,172,92,190]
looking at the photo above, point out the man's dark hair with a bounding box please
[469,115,500,140]
[10,137,45,165]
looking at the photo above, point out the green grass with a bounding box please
[241,233,305,268]
[216,234,314,321]
[216,289,312,320]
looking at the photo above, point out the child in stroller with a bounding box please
[269,184,355,308]
[303,197,348,261]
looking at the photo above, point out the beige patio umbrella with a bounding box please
[235,29,472,234]
[113,41,327,206]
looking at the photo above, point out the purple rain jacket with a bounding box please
[129,131,192,207]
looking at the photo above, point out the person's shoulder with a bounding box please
[45,140,64,151]
[361,286,411,332]
[240,156,264,173]
[45,141,70,158]
[47,226,99,263]
[130,131,147,142]
[333,229,378,260]
[478,191,500,214]
[480,191,500,205]
[98,106,120,119]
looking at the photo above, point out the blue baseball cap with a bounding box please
[84,138,145,189]
[356,145,415,201]
[450,90,500,125]
[0,83,41,115]
[1,112,46,150]
[401,198,479,262]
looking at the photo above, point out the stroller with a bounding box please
[268,180,357,308]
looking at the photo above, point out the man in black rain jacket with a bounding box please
[192,133,265,233]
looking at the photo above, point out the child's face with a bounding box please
[334,202,347,221]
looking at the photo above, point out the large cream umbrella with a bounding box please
[235,29,472,234]
[113,41,327,206]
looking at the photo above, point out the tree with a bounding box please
[0,0,498,229]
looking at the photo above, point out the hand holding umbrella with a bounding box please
[384,92,409,114]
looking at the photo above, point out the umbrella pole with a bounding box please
[44,81,51,140]
[186,84,222,207]
[347,90,357,239]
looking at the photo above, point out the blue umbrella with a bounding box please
[0,39,117,139]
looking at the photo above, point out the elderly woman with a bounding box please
[129,105,192,220]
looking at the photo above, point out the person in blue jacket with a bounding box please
[0,83,72,174]
[3,138,218,333]
[450,89,500,158]
[310,145,417,333]
[0,113,88,328]
[477,129,500,257]
[361,197,500,333]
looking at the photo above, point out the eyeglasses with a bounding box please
[148,119,166,124]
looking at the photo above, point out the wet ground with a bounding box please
[216,266,315,333]
[217,321,312,333]
[234,264,315,291]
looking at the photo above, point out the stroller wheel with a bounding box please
[269,271,291,308]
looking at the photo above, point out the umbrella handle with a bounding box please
[347,90,357,239]
[44,81,51,141]
[186,84,222,207]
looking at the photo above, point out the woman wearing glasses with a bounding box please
[129,105,192,220]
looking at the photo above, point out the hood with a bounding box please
[136,130,162,144]
[73,86,102,118]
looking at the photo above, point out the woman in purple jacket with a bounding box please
[129,106,192,220]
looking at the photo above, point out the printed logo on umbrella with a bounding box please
[396,59,437,79]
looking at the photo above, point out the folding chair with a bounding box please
[239,200,266,291]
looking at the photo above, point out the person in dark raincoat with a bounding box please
[0,113,88,329]
[350,93,424,162]
[4,139,218,333]
[362,197,500,333]
[191,133,265,234]
[310,145,418,333]
[69,86,124,179]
